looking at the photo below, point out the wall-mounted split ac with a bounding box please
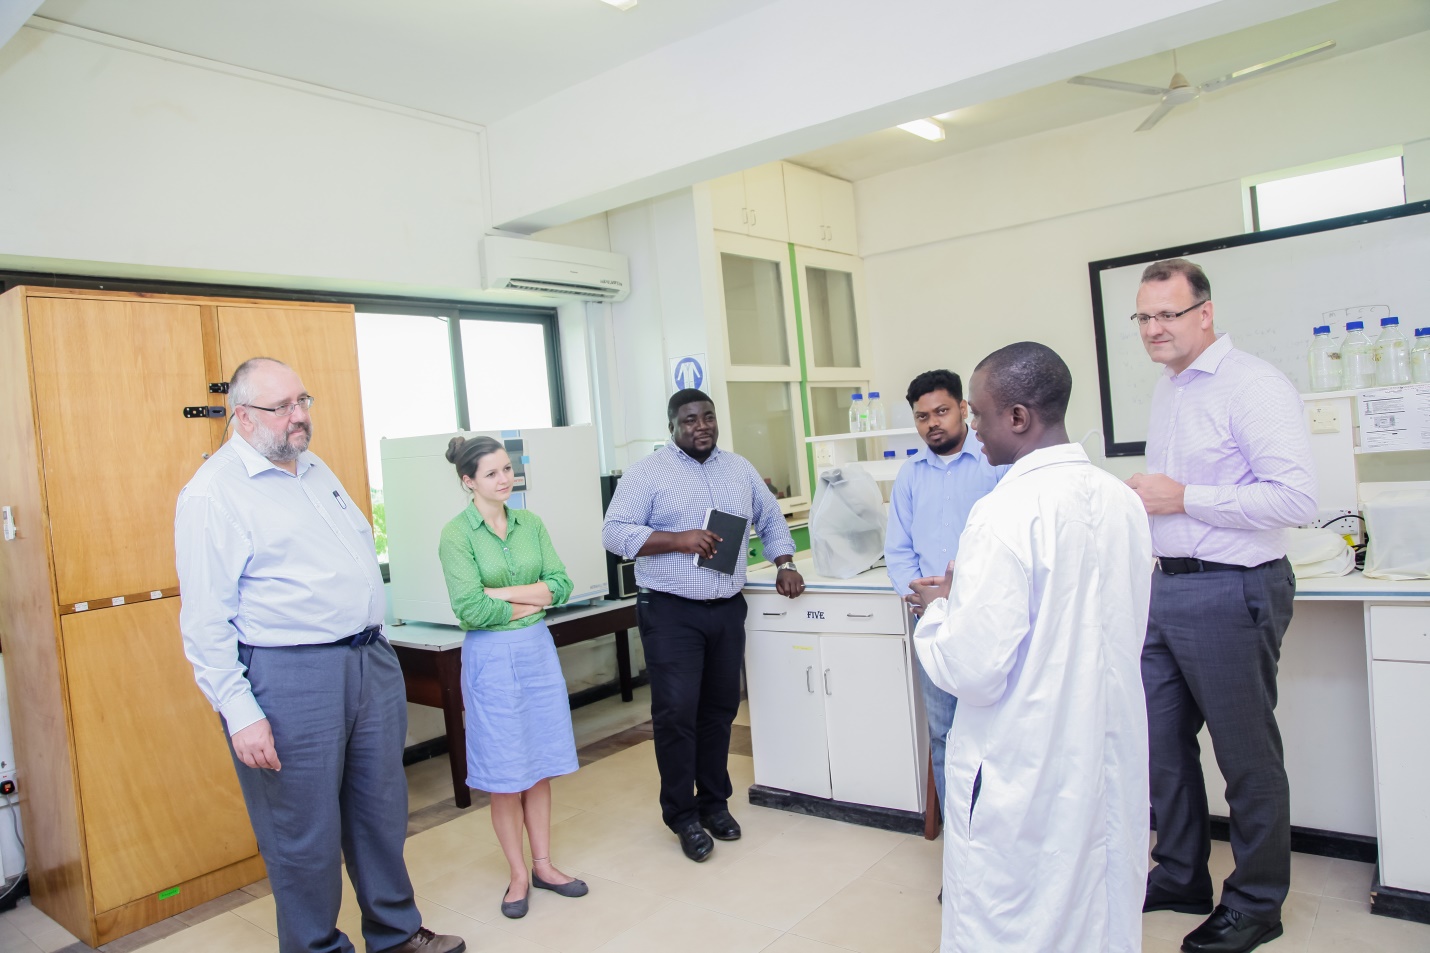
[479,235,630,302]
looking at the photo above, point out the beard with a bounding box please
[250,420,312,463]
[926,422,966,456]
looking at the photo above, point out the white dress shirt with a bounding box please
[175,434,383,733]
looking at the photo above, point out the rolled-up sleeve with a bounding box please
[536,518,574,607]
[175,492,265,734]
[438,522,514,630]
[1182,376,1318,530]
[602,475,656,559]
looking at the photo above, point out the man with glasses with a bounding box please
[176,357,463,953]
[1127,260,1315,953]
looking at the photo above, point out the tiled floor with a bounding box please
[3,702,1428,952]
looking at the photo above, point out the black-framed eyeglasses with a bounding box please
[1129,301,1206,326]
[245,395,315,417]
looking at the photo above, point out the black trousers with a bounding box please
[1143,557,1296,921]
[636,588,747,829]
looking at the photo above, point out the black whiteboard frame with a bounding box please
[1088,198,1430,457]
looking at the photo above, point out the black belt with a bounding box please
[638,587,737,606]
[241,625,384,649]
[1157,557,1266,575]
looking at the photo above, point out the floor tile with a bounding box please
[790,876,942,953]
[861,835,944,894]
[594,900,778,953]
[1289,852,1335,897]
[572,687,653,749]
[1322,858,1375,903]
[667,839,870,930]
[486,873,670,953]
[137,913,277,953]
[1312,895,1430,950]
[406,757,464,813]
[759,936,852,953]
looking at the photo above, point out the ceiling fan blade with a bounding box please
[1068,75,1170,97]
[1135,101,1177,132]
[1199,39,1336,93]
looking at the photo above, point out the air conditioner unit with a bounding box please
[479,235,631,302]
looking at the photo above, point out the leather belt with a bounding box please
[1157,557,1254,575]
[331,624,385,647]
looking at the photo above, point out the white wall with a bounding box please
[855,30,1430,478]
[0,24,488,293]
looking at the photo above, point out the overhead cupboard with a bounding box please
[0,286,371,946]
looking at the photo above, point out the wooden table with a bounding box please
[387,598,639,808]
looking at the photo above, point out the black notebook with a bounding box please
[694,508,748,575]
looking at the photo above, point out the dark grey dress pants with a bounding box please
[228,639,422,953]
[1143,557,1296,921]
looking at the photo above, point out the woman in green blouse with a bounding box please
[438,435,587,919]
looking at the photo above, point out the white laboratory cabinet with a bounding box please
[1367,605,1430,894]
[744,566,926,819]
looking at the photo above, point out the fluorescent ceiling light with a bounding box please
[600,0,638,9]
[897,118,945,142]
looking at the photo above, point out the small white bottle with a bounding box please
[1411,328,1430,384]
[1374,316,1412,386]
[1306,325,1341,393]
[1340,321,1376,390]
[848,392,867,433]
[866,391,887,431]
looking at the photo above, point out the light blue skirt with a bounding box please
[461,620,579,794]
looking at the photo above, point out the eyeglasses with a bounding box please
[245,396,315,417]
[1129,301,1206,326]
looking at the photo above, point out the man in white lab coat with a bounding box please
[910,342,1153,953]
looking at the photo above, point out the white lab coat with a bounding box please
[914,443,1152,953]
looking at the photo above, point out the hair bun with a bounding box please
[445,435,466,464]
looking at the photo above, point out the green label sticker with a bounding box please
[157,887,180,900]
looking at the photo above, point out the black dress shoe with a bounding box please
[1181,904,1283,953]
[699,810,742,841]
[1144,883,1213,915]
[673,821,714,862]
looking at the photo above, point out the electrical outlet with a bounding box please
[1306,509,1361,544]
[1309,405,1341,434]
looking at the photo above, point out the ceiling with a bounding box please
[790,0,1430,182]
[31,0,784,124]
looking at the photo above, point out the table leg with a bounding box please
[437,650,470,809]
[615,628,634,703]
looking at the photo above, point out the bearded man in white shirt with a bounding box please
[909,342,1153,953]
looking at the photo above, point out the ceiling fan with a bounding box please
[1068,40,1336,132]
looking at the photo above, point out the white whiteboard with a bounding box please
[1091,202,1430,455]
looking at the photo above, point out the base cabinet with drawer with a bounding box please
[743,568,926,818]
[1367,604,1430,894]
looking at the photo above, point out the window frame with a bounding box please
[1244,147,1407,234]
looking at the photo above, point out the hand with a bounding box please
[675,529,722,559]
[231,718,281,771]
[775,567,805,599]
[907,561,955,615]
[510,602,542,621]
[1127,472,1186,515]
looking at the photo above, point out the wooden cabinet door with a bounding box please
[820,175,858,255]
[822,634,920,811]
[781,163,826,249]
[27,295,211,604]
[745,629,831,798]
[215,306,372,520]
[63,598,259,913]
[743,164,789,242]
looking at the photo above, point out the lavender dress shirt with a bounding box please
[1144,333,1317,566]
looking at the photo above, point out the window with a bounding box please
[459,318,555,430]
[1250,154,1406,231]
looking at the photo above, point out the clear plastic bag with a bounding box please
[808,466,888,579]
[1361,483,1430,580]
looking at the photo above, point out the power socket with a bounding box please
[1309,404,1341,434]
[1306,509,1361,544]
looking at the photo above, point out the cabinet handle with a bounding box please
[823,667,832,695]
[846,612,874,619]
[763,610,787,617]
[741,207,749,224]
[749,208,757,226]
[827,226,834,242]
[806,665,814,694]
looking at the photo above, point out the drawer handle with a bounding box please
[824,667,832,695]
[805,665,814,694]
[846,612,874,619]
[763,610,787,617]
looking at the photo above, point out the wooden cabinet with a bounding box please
[782,163,858,255]
[709,164,790,242]
[744,581,924,814]
[0,286,368,946]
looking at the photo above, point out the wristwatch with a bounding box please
[778,562,799,572]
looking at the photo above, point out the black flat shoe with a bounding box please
[700,810,742,841]
[673,821,714,862]
[500,886,528,919]
[532,868,589,898]
[1145,884,1214,915]
[1181,904,1283,953]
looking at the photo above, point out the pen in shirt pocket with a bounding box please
[332,490,348,509]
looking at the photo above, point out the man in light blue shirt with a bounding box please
[176,357,461,953]
[885,369,1007,858]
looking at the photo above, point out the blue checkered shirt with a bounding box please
[602,441,796,600]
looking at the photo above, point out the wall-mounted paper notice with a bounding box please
[1358,385,1430,452]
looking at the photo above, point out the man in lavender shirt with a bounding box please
[1127,259,1316,953]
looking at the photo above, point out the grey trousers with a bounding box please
[1143,558,1296,921]
[228,638,422,953]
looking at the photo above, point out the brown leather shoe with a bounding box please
[376,927,466,953]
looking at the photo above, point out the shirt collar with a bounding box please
[463,502,526,533]
[914,427,984,467]
[229,432,314,477]
[1000,442,1090,483]
[1166,332,1233,381]
[665,439,723,465]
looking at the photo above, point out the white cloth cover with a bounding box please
[1362,485,1430,580]
[809,466,888,579]
[1285,527,1355,578]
